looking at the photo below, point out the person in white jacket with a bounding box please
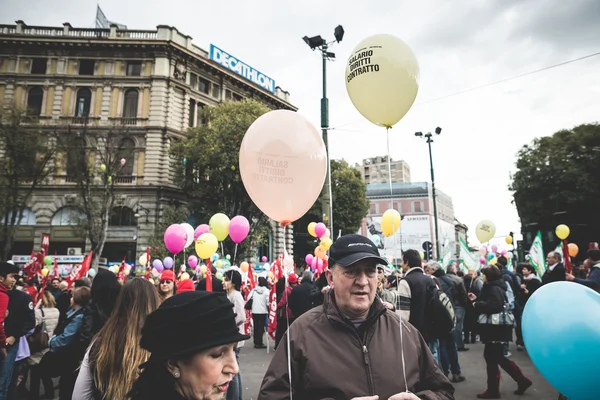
[249,277,270,349]
[223,270,246,400]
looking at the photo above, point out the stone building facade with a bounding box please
[0,20,296,263]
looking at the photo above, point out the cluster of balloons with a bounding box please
[304,222,332,272]
[556,224,578,257]
[479,244,512,265]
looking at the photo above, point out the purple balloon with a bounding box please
[261,256,268,262]
[188,255,199,268]
[305,254,314,265]
[194,224,210,241]
[163,257,174,269]
[152,259,163,270]
[164,224,187,254]
[229,216,250,244]
[155,263,164,273]
[491,245,498,253]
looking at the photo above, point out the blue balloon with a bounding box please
[522,282,600,400]
[487,252,494,260]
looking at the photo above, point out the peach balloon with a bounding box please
[239,110,327,224]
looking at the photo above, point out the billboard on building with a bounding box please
[209,45,276,93]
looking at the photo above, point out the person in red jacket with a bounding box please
[0,262,19,360]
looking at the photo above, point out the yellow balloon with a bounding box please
[200,265,207,274]
[180,272,190,281]
[490,257,498,265]
[381,209,401,237]
[268,271,274,279]
[419,251,424,260]
[240,261,249,273]
[209,213,230,241]
[555,224,570,240]
[505,236,513,245]
[307,222,317,237]
[320,237,333,251]
[215,260,223,268]
[195,233,219,259]
[41,268,49,277]
[475,220,496,243]
[345,34,419,128]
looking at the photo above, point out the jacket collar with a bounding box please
[323,290,386,330]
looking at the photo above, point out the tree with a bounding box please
[510,123,600,249]
[0,107,55,259]
[293,159,370,265]
[171,99,272,264]
[147,204,190,262]
[57,123,135,267]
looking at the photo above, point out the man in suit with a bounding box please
[542,251,566,285]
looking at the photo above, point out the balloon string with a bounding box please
[220,242,224,259]
[386,127,397,261]
[234,243,238,265]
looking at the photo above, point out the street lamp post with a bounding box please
[302,25,344,236]
[415,127,442,259]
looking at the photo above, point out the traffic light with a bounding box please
[422,241,433,261]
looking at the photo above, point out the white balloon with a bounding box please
[180,223,195,249]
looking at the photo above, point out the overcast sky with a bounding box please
[3,0,600,244]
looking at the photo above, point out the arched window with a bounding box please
[51,207,86,226]
[122,89,138,118]
[66,137,85,178]
[109,206,137,226]
[117,138,135,176]
[0,208,37,226]
[75,88,92,117]
[27,87,43,116]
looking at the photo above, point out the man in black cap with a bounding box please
[259,234,454,400]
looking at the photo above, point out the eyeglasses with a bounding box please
[341,265,378,279]
[160,280,173,284]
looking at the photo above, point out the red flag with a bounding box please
[563,240,573,274]
[247,263,256,290]
[53,252,59,278]
[65,252,93,290]
[267,284,278,340]
[117,256,127,282]
[205,259,213,292]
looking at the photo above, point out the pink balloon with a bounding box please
[229,216,250,244]
[480,257,486,264]
[305,254,314,265]
[491,245,498,253]
[311,256,317,271]
[317,258,324,273]
[239,110,327,224]
[188,255,199,268]
[164,224,187,254]
[261,256,268,263]
[194,224,210,241]
[315,223,327,239]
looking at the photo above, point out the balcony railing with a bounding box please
[115,30,157,40]
[59,116,101,125]
[55,175,141,185]
[109,117,148,127]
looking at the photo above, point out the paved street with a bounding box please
[240,337,560,400]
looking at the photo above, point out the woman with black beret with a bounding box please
[128,291,250,400]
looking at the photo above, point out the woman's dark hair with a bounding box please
[519,263,537,275]
[482,265,502,282]
[402,249,421,268]
[224,270,242,291]
[276,277,286,302]
[258,277,267,287]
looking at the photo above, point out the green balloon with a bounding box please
[43,256,53,265]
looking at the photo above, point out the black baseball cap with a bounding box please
[329,234,388,267]
[0,262,19,277]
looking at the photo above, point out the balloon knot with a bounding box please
[280,221,290,227]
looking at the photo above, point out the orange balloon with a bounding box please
[240,261,249,273]
[568,243,579,257]
[239,110,327,224]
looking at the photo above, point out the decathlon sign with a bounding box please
[209,44,276,94]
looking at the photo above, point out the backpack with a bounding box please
[504,282,515,311]
[427,285,455,339]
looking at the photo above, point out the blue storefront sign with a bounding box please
[209,44,276,94]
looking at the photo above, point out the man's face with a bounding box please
[523,268,531,277]
[0,273,17,290]
[424,265,434,275]
[51,279,60,289]
[377,268,384,280]
[546,252,557,265]
[401,258,409,272]
[326,260,378,319]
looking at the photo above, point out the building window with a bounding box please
[413,201,422,213]
[198,77,211,95]
[369,204,376,215]
[190,73,198,89]
[126,61,142,76]
[75,88,92,117]
[117,138,135,176]
[189,99,196,127]
[122,89,138,118]
[0,208,37,226]
[197,103,208,125]
[31,58,47,74]
[225,90,232,101]
[232,92,243,102]
[51,206,86,226]
[78,59,95,75]
[109,206,137,226]
[211,83,220,99]
[26,87,43,116]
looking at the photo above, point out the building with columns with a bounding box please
[0,20,296,264]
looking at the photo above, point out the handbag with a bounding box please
[244,292,254,310]
[27,309,50,353]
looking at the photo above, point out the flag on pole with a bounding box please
[267,283,278,340]
[205,259,213,292]
[528,231,546,276]
[65,252,93,290]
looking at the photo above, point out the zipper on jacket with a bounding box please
[362,344,375,395]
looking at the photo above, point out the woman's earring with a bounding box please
[173,371,180,378]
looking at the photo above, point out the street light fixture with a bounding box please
[415,127,442,259]
[302,25,344,236]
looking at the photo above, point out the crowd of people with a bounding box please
[0,236,597,399]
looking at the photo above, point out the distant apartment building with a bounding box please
[357,156,411,184]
